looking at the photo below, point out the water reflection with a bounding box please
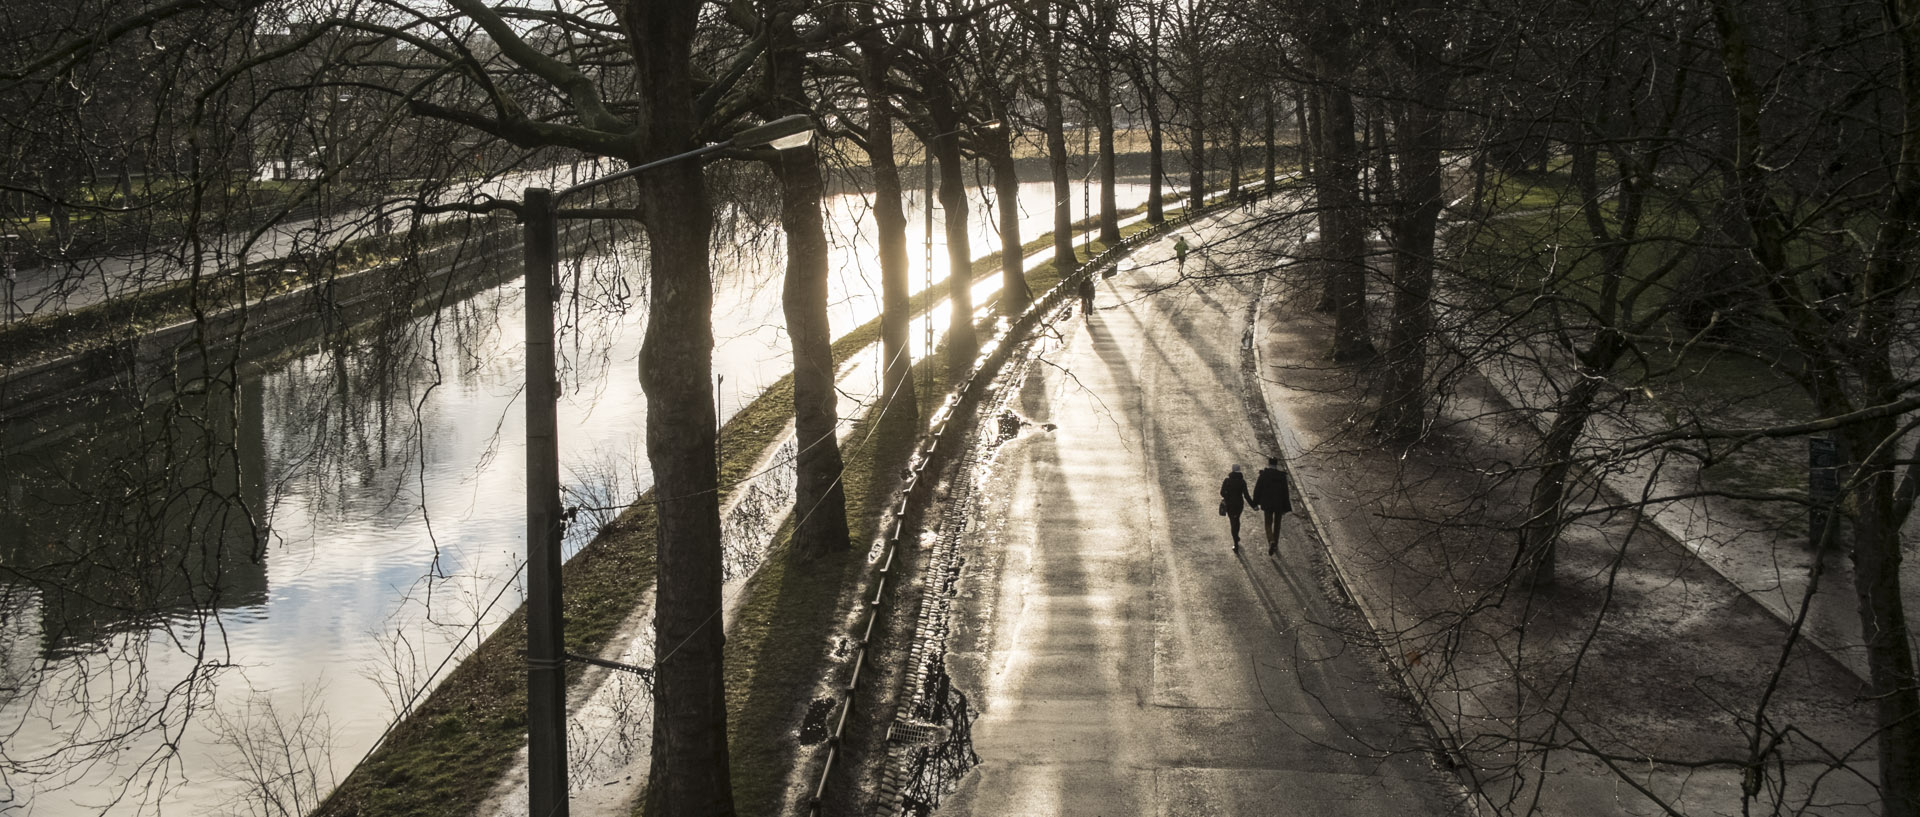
[0,176,1150,815]
[2,376,269,659]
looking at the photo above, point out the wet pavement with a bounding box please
[931,209,1462,817]
[893,191,1893,817]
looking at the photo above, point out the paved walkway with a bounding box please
[925,197,1885,816]
[935,210,1461,816]
[1242,247,1881,810]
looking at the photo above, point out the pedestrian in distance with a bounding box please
[1219,464,1254,552]
[1174,234,1190,268]
[1078,274,1096,318]
[1252,456,1293,556]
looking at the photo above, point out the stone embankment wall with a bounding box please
[0,215,623,450]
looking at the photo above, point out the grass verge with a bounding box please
[1457,175,1820,511]
[719,354,935,816]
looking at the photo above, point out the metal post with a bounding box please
[2,234,17,324]
[923,152,934,403]
[522,187,569,817]
[1809,436,1840,550]
[508,117,812,817]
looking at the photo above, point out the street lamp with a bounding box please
[519,113,813,817]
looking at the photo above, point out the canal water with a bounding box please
[0,177,1152,815]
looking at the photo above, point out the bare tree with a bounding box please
[842,3,921,437]
[748,0,853,562]
[1710,0,1920,810]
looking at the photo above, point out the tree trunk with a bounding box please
[1318,81,1375,361]
[1518,376,1601,589]
[1844,10,1920,804]
[775,142,851,561]
[858,38,918,435]
[632,0,732,810]
[1842,420,1920,817]
[987,135,1029,316]
[1147,87,1166,224]
[1228,108,1242,199]
[931,109,978,376]
[1374,90,1446,442]
[1295,88,1313,177]
[47,162,71,244]
[1096,70,1121,245]
[1359,110,1373,196]
[1264,93,1277,189]
[1307,86,1338,314]
[767,15,848,563]
[1372,116,1394,206]
[1043,12,1077,275]
[1142,12,1167,225]
[1188,104,1206,212]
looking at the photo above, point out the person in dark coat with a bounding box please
[1252,456,1293,556]
[1220,464,1254,552]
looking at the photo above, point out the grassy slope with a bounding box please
[1460,168,1818,513]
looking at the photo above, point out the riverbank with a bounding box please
[0,212,556,456]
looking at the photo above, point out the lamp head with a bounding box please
[733,114,815,150]
[768,130,815,150]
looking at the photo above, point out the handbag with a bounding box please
[1217,500,1227,516]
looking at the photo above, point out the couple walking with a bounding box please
[1219,457,1293,554]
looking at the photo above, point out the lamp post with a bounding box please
[2,234,18,324]
[519,113,812,817]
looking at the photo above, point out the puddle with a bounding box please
[797,697,838,745]
[993,409,1028,445]
[896,663,980,815]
